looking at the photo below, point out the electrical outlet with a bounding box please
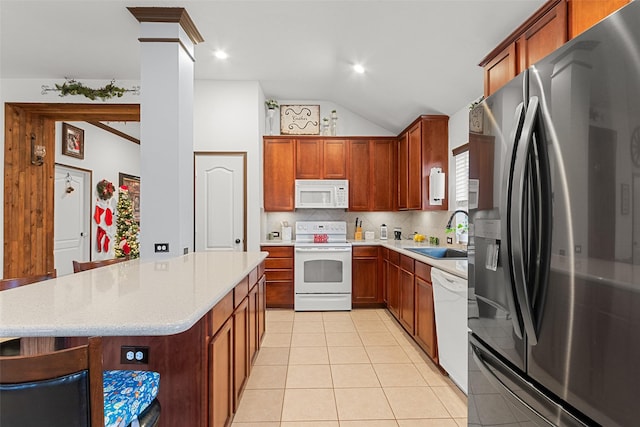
[447,237,453,244]
[183,247,189,255]
[154,243,169,253]
[120,346,149,364]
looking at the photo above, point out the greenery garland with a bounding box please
[43,79,139,101]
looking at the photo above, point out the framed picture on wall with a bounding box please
[280,105,320,135]
[119,173,140,223]
[62,123,84,159]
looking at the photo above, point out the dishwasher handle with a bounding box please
[431,268,467,295]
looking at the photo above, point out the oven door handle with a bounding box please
[295,247,352,253]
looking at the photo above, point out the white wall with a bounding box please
[448,102,471,204]
[54,121,141,261]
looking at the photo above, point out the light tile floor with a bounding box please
[232,308,467,427]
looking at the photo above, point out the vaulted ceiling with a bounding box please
[1,0,544,133]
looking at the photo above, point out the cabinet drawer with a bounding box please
[265,269,293,281]
[389,250,400,265]
[381,247,389,260]
[353,246,379,258]
[266,281,294,307]
[400,254,414,273]
[265,258,293,270]
[261,246,294,258]
[234,277,249,307]
[212,291,234,335]
[258,261,265,278]
[415,261,431,282]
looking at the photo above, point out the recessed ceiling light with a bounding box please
[214,50,228,60]
[353,64,365,74]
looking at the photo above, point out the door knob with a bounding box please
[235,239,241,244]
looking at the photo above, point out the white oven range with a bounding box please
[294,221,352,311]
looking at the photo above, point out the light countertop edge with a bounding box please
[0,251,268,338]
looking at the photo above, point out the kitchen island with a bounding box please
[0,251,268,427]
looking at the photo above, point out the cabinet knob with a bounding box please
[235,239,241,244]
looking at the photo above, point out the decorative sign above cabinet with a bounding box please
[280,105,320,135]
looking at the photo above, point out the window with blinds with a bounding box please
[455,149,469,208]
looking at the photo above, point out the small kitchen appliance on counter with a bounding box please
[380,224,388,240]
[294,221,352,311]
[394,227,402,240]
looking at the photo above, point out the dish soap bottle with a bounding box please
[380,224,388,240]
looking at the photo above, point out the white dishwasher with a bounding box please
[431,267,468,394]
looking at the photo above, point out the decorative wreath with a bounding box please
[97,179,115,200]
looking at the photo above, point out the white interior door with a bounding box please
[195,154,245,252]
[54,165,91,276]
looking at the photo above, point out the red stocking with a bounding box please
[94,206,105,224]
[96,227,105,253]
[104,208,113,226]
[103,235,110,253]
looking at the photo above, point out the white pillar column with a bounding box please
[129,8,203,259]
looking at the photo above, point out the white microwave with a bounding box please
[295,179,349,209]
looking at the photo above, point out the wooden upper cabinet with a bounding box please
[296,138,347,179]
[371,139,396,211]
[263,138,295,212]
[483,43,517,98]
[296,139,323,179]
[516,0,567,73]
[481,0,628,97]
[568,0,629,39]
[348,140,371,211]
[407,123,422,210]
[349,138,396,212]
[397,132,409,210]
[323,139,347,179]
[398,116,449,211]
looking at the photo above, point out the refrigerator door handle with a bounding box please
[470,335,588,427]
[500,101,526,339]
[509,96,541,345]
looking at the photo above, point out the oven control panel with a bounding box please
[296,221,347,234]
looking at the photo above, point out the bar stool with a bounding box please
[73,257,129,273]
[0,337,160,427]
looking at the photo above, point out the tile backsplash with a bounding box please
[264,210,462,246]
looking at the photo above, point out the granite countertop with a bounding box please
[0,251,268,337]
[260,239,468,280]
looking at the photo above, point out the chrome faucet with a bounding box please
[446,210,468,230]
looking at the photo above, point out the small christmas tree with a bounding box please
[114,185,140,258]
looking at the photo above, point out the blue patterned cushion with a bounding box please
[103,370,160,427]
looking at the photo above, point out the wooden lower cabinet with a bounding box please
[386,255,400,319]
[258,275,266,345]
[352,246,384,307]
[233,298,249,410]
[261,245,294,308]
[209,318,234,427]
[382,249,439,364]
[415,276,438,362]
[399,255,415,334]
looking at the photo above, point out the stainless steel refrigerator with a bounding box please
[468,2,640,425]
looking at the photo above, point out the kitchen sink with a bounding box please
[406,247,467,259]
